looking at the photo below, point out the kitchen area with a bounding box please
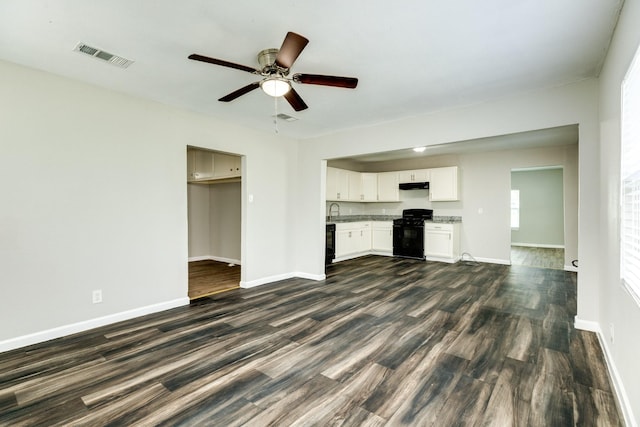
[325,164,462,265]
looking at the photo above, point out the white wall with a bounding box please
[597,0,640,423]
[187,181,241,263]
[0,60,297,349]
[511,168,565,247]
[187,183,211,257]
[209,182,241,262]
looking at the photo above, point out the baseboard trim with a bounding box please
[574,317,637,427]
[240,271,325,289]
[474,257,511,265]
[511,243,565,249]
[574,316,601,332]
[188,255,241,265]
[0,297,190,354]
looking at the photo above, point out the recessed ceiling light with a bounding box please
[413,147,426,153]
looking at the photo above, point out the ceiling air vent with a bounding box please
[274,113,298,122]
[74,43,134,68]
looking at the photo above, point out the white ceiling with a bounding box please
[0,1,623,142]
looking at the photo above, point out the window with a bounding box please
[621,42,640,305]
[511,189,520,229]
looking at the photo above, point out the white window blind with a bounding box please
[620,42,640,305]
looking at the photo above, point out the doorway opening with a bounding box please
[510,166,565,269]
[186,146,242,299]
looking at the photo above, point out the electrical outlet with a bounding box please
[609,322,614,344]
[92,289,103,304]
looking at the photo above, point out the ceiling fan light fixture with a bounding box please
[260,77,291,97]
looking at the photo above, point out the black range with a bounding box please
[393,209,433,260]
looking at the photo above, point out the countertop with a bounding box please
[327,215,462,224]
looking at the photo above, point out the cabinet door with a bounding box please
[377,172,399,201]
[213,153,241,179]
[398,169,429,183]
[361,173,378,201]
[398,170,415,184]
[187,150,214,181]
[429,166,459,201]
[347,171,362,201]
[413,169,430,182]
[327,167,350,201]
[425,229,453,257]
[336,169,350,200]
[326,167,339,200]
[357,224,372,252]
[372,227,393,251]
[335,229,354,257]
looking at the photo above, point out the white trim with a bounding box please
[574,317,637,427]
[333,252,370,263]
[511,242,565,249]
[574,316,600,332]
[0,297,190,354]
[293,272,326,281]
[426,255,459,264]
[369,250,394,257]
[474,257,511,265]
[188,255,241,265]
[240,271,325,289]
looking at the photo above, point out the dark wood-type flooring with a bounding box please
[188,260,240,300]
[511,246,565,270]
[0,256,622,426]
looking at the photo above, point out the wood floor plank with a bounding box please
[0,256,624,426]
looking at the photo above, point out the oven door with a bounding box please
[393,223,425,259]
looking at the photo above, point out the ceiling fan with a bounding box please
[188,32,358,111]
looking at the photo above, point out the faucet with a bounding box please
[328,203,340,222]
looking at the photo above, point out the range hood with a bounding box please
[399,182,429,190]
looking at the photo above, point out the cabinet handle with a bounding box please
[348,231,352,238]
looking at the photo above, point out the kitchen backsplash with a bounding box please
[327,189,462,218]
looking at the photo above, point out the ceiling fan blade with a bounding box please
[275,32,309,69]
[188,54,258,74]
[283,87,308,111]
[294,73,358,89]
[218,82,261,102]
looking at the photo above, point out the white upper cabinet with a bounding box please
[398,169,429,184]
[326,165,458,202]
[360,173,378,201]
[429,166,459,201]
[377,172,399,201]
[347,170,362,202]
[326,167,351,201]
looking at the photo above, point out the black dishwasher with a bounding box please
[326,223,336,265]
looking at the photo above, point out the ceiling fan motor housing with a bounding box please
[257,48,282,74]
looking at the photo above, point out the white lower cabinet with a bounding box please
[335,222,372,259]
[371,221,393,253]
[424,223,460,262]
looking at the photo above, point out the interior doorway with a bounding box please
[186,147,242,299]
[510,166,565,269]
